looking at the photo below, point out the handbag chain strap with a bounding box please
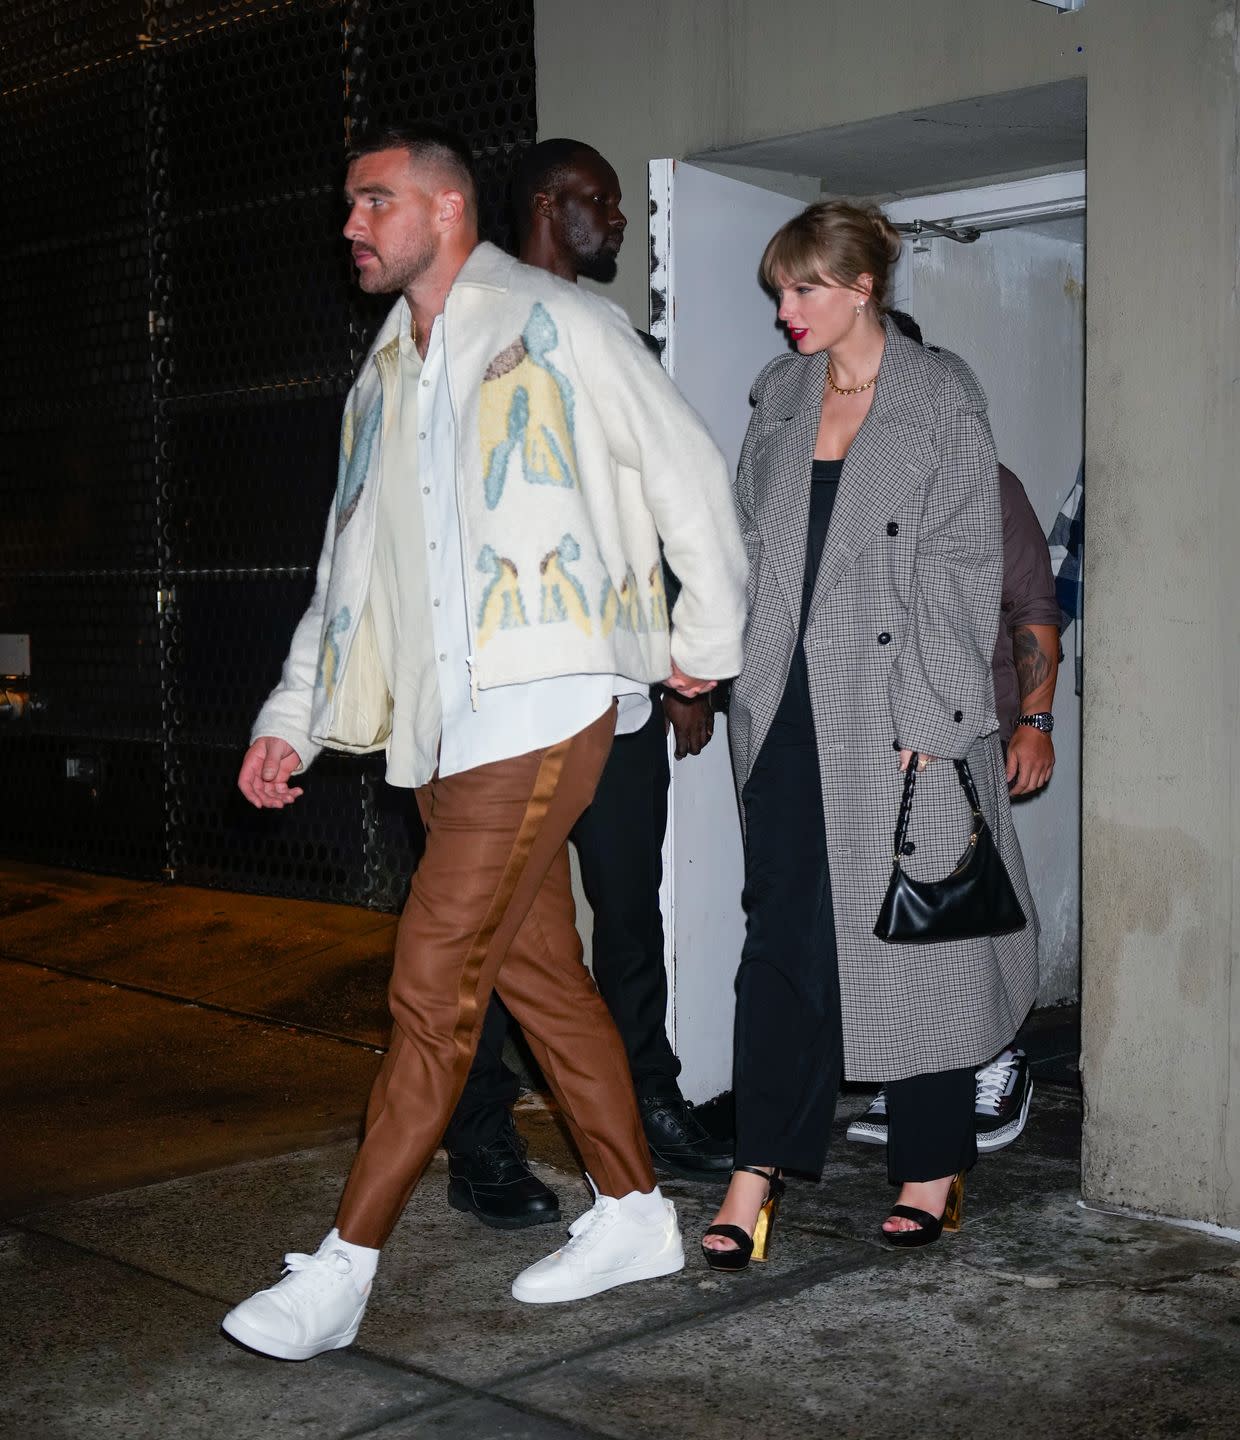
[891,754,985,866]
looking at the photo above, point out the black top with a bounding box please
[772,459,844,735]
[798,458,844,639]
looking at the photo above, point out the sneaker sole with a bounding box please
[221,1309,362,1362]
[447,1184,562,1230]
[976,1077,1034,1154]
[511,1242,685,1304]
[845,1120,888,1146]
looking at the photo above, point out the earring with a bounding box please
[855,302,865,315]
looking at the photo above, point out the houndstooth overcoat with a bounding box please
[728,317,1040,1083]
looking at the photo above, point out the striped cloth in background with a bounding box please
[1048,461,1084,694]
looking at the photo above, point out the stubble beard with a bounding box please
[563,212,620,283]
[575,247,620,283]
[360,234,438,295]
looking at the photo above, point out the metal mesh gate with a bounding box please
[0,0,537,909]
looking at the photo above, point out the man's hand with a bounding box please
[664,661,717,699]
[238,736,305,809]
[662,690,714,759]
[1006,726,1055,796]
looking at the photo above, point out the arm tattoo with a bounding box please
[1013,626,1051,699]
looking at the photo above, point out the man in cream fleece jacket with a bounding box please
[220,124,746,1361]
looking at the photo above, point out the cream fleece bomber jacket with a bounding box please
[251,242,747,771]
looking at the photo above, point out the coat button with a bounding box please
[954,710,964,722]
[901,841,916,855]
[878,631,891,645]
[887,522,899,536]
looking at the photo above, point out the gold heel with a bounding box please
[750,1184,783,1262]
[941,1171,965,1234]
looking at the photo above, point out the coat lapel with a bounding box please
[753,350,827,625]
[807,320,937,619]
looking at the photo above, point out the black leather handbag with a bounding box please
[873,754,1027,944]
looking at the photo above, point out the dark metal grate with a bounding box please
[1,0,537,906]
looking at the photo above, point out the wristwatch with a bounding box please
[1016,712,1054,734]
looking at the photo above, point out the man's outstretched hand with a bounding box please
[238,736,304,809]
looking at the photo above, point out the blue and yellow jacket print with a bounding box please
[251,242,747,772]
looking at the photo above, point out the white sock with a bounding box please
[616,1186,667,1224]
[318,1227,380,1290]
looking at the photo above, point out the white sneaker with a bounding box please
[511,1193,685,1304]
[222,1241,371,1361]
[845,1088,888,1145]
[975,1048,1033,1153]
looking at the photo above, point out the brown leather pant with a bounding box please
[335,706,656,1248]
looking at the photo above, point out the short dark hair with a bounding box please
[510,137,598,240]
[346,123,478,205]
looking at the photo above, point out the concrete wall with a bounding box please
[1082,0,1240,1228]
[535,0,1086,322]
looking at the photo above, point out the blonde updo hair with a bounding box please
[760,201,903,312]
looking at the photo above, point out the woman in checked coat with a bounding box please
[701,203,1039,1269]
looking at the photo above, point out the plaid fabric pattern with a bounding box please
[1048,462,1084,693]
[729,320,1039,1083]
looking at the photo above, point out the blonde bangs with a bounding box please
[760,221,838,293]
[759,201,903,307]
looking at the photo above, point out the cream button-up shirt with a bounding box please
[368,316,650,790]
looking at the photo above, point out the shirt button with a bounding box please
[439,652,447,662]
[954,710,964,722]
[422,486,430,495]
[877,631,891,645]
[433,598,440,607]
[422,379,430,388]
[429,541,436,550]
[419,431,427,439]
[887,522,899,536]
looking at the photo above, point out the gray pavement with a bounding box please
[3,863,1239,1439]
[6,1086,1240,1440]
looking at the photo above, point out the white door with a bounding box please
[648,160,803,1101]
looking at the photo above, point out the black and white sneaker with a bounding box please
[974,1048,1033,1153]
[845,1088,888,1145]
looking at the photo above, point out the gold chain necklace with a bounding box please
[826,357,879,396]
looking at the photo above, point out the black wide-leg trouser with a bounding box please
[734,655,976,1183]
[733,659,843,1177]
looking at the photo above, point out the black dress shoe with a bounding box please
[446,1116,561,1230]
[638,1087,734,1178]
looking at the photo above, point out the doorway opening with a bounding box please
[650,139,1085,1102]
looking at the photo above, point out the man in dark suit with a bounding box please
[441,140,732,1231]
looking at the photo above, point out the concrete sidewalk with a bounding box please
[3,863,1239,1438]
[8,1089,1240,1438]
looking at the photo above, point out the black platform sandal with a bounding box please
[882,1170,965,1249]
[701,1165,786,1271]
